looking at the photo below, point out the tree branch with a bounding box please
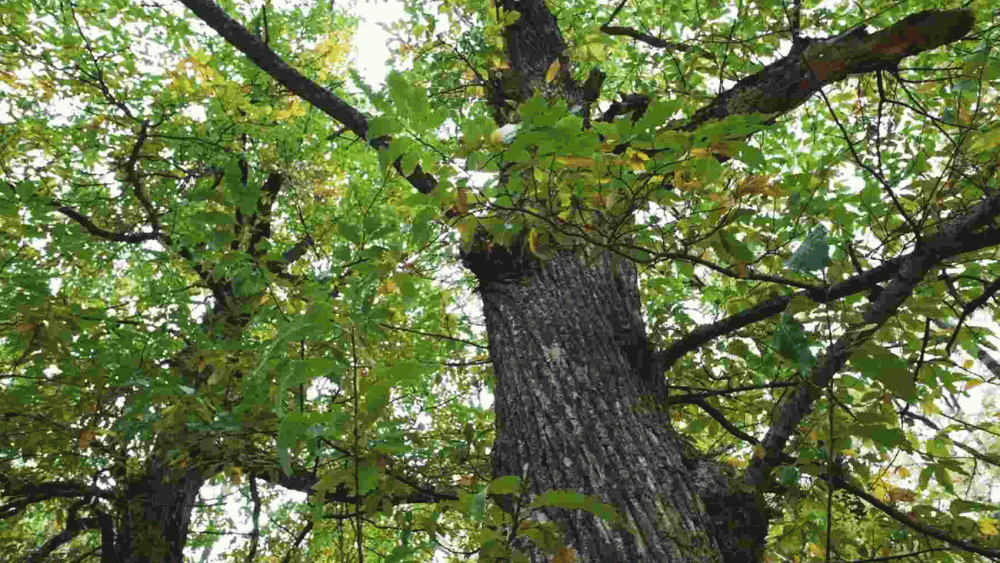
[746,190,1000,490]
[175,0,437,194]
[661,227,1000,370]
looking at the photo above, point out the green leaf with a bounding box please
[488,475,521,495]
[780,466,800,487]
[531,490,625,527]
[368,116,400,139]
[354,465,377,494]
[773,312,816,371]
[785,225,829,273]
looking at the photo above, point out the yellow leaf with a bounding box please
[545,59,561,83]
[624,148,648,171]
[552,547,576,563]
[381,278,398,294]
[710,140,732,156]
[734,175,775,198]
[79,430,96,449]
[963,359,974,369]
[807,543,824,558]
[457,187,468,213]
[736,260,748,278]
[980,517,999,537]
[673,170,701,191]
[887,487,917,503]
[556,156,595,168]
[230,466,243,485]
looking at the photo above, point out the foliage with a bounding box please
[1,0,1000,561]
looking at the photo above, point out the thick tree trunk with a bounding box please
[114,460,205,563]
[473,251,768,563]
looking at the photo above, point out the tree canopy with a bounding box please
[2,0,1000,561]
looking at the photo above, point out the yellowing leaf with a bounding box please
[734,175,775,198]
[545,59,561,83]
[887,487,917,503]
[457,187,468,213]
[673,170,701,191]
[807,543,824,558]
[556,156,595,168]
[624,148,648,171]
[381,278,398,294]
[79,430,97,449]
[710,140,732,156]
[552,547,576,563]
[980,517,999,537]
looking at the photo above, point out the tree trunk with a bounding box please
[115,458,206,563]
[472,251,769,563]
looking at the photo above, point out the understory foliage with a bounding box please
[1,0,1000,561]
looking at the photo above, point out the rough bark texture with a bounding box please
[685,9,974,130]
[115,461,206,563]
[473,251,768,563]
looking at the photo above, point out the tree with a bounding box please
[2,0,1000,561]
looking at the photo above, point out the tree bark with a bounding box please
[114,460,206,563]
[475,251,768,563]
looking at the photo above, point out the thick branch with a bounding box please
[660,227,1000,370]
[0,478,111,519]
[684,9,974,130]
[176,0,437,194]
[599,25,694,53]
[54,202,159,243]
[745,190,1000,490]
